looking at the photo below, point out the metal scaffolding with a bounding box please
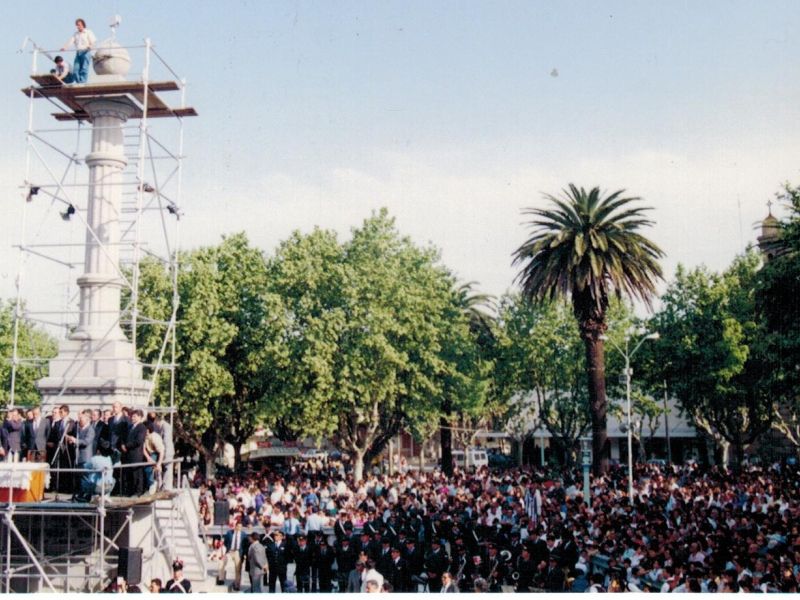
[9,33,193,414]
[3,30,200,592]
[0,461,201,593]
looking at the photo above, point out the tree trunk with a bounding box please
[441,400,453,477]
[719,439,730,467]
[353,450,366,482]
[233,441,242,472]
[731,439,745,471]
[583,333,609,475]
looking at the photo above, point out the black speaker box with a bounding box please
[117,547,143,586]
[214,500,229,526]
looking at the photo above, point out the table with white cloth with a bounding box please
[0,462,50,502]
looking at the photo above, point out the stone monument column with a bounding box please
[37,44,151,411]
[72,98,133,342]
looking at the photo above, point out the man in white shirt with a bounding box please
[61,18,96,83]
[305,505,327,534]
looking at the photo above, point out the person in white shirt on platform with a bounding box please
[61,18,96,83]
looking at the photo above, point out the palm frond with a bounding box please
[513,184,665,317]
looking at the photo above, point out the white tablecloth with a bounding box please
[0,462,50,490]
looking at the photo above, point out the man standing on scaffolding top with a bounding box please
[60,18,95,83]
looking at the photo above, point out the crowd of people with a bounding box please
[195,457,800,593]
[1,401,175,500]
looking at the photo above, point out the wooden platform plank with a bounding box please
[30,73,65,88]
[131,89,169,111]
[53,106,197,121]
[22,79,180,99]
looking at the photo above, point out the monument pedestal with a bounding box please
[38,337,152,411]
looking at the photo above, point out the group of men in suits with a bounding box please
[0,401,174,500]
[217,525,341,593]
[0,407,48,461]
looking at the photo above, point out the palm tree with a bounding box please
[513,185,664,474]
[440,282,495,477]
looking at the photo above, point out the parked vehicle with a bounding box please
[451,448,489,470]
[487,449,515,469]
[300,448,328,461]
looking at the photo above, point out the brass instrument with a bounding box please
[487,557,501,587]
[455,555,468,587]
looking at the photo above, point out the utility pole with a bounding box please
[663,379,672,464]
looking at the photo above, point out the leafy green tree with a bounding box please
[493,294,590,466]
[263,210,486,480]
[0,301,57,406]
[133,233,281,469]
[643,252,772,467]
[513,185,664,473]
[756,184,800,450]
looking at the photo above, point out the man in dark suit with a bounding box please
[4,408,24,460]
[48,405,76,493]
[23,406,49,462]
[515,545,536,592]
[293,534,313,592]
[109,402,130,495]
[0,424,8,460]
[109,401,130,451]
[403,538,424,591]
[314,535,335,592]
[544,556,565,591]
[387,547,408,592]
[335,536,357,592]
[425,538,450,592]
[266,530,289,593]
[91,409,108,453]
[333,512,351,543]
[376,537,393,579]
[21,409,34,457]
[121,409,146,496]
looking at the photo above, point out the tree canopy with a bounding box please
[641,251,772,466]
[262,210,487,480]
[0,301,57,407]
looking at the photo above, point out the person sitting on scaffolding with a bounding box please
[60,18,95,84]
[49,55,74,83]
[84,443,115,501]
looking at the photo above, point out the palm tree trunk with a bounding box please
[441,399,453,477]
[583,333,609,475]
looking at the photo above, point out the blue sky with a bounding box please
[1,1,799,315]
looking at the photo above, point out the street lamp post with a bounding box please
[580,435,592,506]
[601,329,659,504]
